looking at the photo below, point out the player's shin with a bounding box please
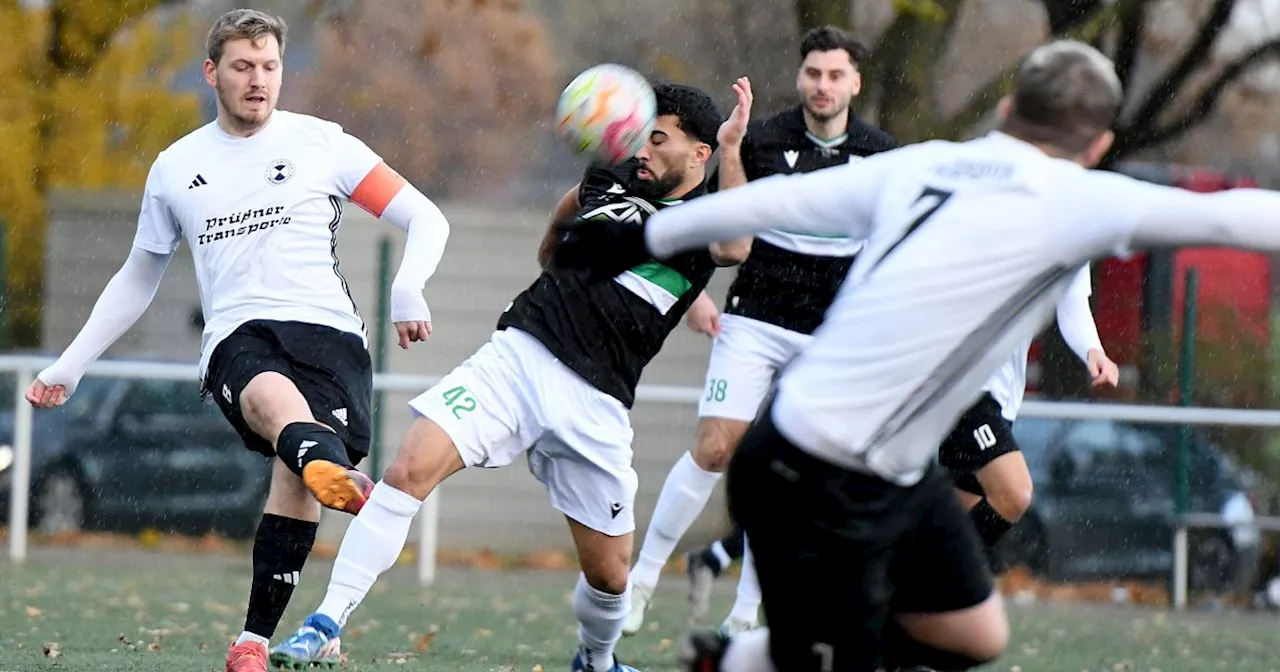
[632,452,722,587]
[276,422,353,477]
[243,513,319,643]
[314,482,424,628]
[574,572,630,671]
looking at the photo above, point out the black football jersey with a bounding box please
[497,160,718,408]
[724,106,897,334]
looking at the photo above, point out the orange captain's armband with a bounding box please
[351,162,408,217]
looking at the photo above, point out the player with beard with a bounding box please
[24,10,451,672]
[625,26,896,638]
[270,83,750,672]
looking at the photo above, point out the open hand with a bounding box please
[717,77,753,149]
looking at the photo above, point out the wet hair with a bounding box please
[799,26,869,66]
[653,83,723,151]
[206,9,288,65]
[1000,40,1123,155]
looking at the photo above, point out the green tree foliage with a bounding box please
[0,0,200,346]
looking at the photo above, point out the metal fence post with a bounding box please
[370,236,392,478]
[8,363,33,563]
[1173,268,1199,610]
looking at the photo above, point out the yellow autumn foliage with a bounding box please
[0,0,200,345]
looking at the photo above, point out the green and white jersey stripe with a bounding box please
[614,261,693,314]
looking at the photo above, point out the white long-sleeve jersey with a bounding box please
[644,132,1280,486]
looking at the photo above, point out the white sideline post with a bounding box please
[417,490,439,586]
[8,364,33,563]
[1173,525,1188,610]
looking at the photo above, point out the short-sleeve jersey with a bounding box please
[497,160,719,407]
[133,111,385,377]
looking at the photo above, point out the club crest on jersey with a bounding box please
[580,194,656,225]
[265,159,295,185]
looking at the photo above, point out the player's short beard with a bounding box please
[804,97,850,124]
[216,81,270,134]
[632,166,684,201]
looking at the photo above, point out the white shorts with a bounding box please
[698,314,812,421]
[408,328,638,536]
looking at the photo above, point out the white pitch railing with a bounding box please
[2,355,1278,610]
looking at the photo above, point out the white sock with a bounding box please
[632,452,722,587]
[574,573,629,671]
[316,483,423,628]
[710,540,733,571]
[235,631,269,648]
[721,628,776,672]
[728,537,762,624]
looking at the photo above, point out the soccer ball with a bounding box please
[555,64,657,165]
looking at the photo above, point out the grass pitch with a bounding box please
[2,546,1277,671]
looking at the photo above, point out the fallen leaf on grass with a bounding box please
[414,632,435,652]
[147,642,162,653]
[42,642,60,658]
[26,606,41,620]
[475,627,493,638]
[533,666,544,672]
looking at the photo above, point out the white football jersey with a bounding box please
[132,111,384,377]
[646,131,1280,485]
[983,265,1092,420]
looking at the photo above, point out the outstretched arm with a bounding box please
[30,247,172,406]
[706,76,756,266]
[645,156,890,259]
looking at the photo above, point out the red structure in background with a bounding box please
[1027,165,1271,400]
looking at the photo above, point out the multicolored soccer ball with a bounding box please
[555,64,657,165]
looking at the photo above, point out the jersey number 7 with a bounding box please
[868,186,954,273]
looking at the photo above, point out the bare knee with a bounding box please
[976,453,1034,522]
[987,483,1034,522]
[568,519,632,594]
[583,554,630,595]
[691,418,750,472]
[382,417,465,500]
[240,372,316,443]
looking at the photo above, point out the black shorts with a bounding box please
[202,319,373,465]
[727,412,993,672]
[937,393,1019,495]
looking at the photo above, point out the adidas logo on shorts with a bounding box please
[332,408,348,426]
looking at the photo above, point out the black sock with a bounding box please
[244,514,319,639]
[969,499,1015,550]
[276,422,352,478]
[720,526,746,559]
[881,621,993,671]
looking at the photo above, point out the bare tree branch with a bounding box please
[1129,0,1237,126]
[1112,0,1149,90]
[1126,38,1280,152]
[937,0,1137,138]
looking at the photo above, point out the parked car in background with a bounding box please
[997,416,1261,593]
[0,373,271,539]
